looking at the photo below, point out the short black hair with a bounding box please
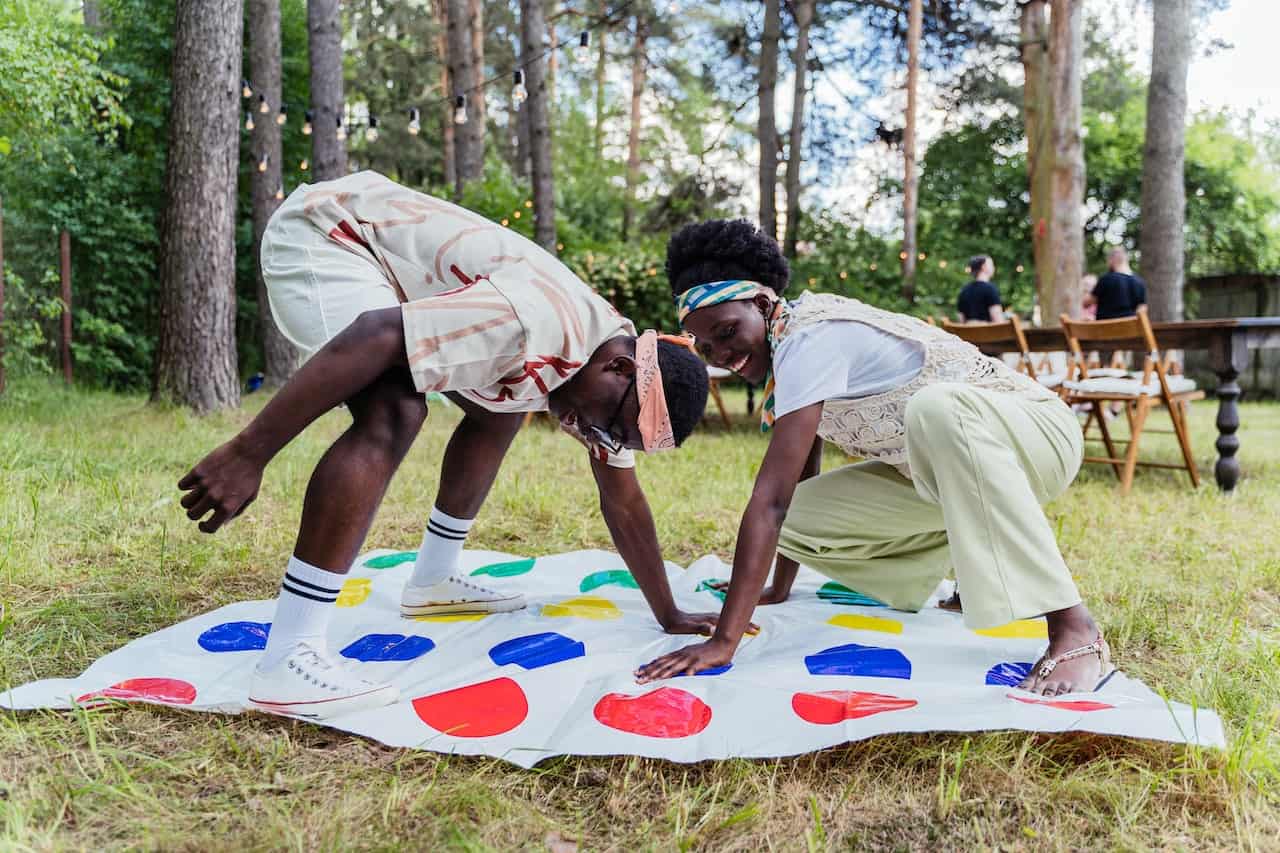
[968,255,991,275]
[665,219,791,298]
[657,340,710,445]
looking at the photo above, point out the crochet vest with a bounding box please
[776,292,1058,476]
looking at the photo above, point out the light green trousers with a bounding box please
[777,384,1085,629]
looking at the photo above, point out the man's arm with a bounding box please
[987,303,1004,322]
[591,457,733,636]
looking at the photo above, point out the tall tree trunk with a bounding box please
[0,195,6,397]
[153,0,243,412]
[1020,0,1054,322]
[594,0,608,162]
[447,0,479,193]
[1048,0,1084,321]
[546,21,558,105]
[466,0,487,180]
[308,0,346,180]
[520,0,556,250]
[901,0,921,302]
[1140,0,1191,322]
[432,0,457,189]
[757,0,781,239]
[621,14,648,243]
[249,0,295,386]
[782,0,814,258]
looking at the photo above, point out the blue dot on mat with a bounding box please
[198,621,271,652]
[687,664,732,677]
[489,632,585,670]
[340,634,435,662]
[985,661,1034,686]
[803,643,912,679]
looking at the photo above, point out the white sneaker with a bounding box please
[248,642,399,720]
[400,574,527,617]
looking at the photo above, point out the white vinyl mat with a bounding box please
[2,549,1224,767]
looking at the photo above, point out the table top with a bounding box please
[1008,317,1280,353]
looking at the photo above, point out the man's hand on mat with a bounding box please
[634,639,735,683]
[707,580,790,605]
[178,439,264,533]
[659,609,758,637]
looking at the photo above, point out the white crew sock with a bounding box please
[409,507,475,588]
[260,555,345,669]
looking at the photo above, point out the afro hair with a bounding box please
[656,340,710,445]
[665,219,791,299]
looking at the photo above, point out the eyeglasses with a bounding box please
[585,376,635,455]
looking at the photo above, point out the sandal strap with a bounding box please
[1035,635,1105,680]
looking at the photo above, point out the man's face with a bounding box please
[983,258,996,279]
[547,351,643,453]
[681,295,773,385]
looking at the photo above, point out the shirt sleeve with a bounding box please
[772,325,860,418]
[1133,276,1147,305]
[987,283,1003,306]
[400,280,527,395]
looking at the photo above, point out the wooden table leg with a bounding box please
[1209,332,1249,492]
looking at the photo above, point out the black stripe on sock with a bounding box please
[283,572,341,595]
[427,518,471,537]
[280,581,338,604]
[427,523,468,541]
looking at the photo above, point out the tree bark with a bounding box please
[594,0,608,162]
[249,0,295,386]
[1048,0,1084,321]
[621,14,648,243]
[520,0,556,251]
[308,0,346,181]
[447,0,480,192]
[547,21,558,104]
[432,0,457,189]
[757,0,781,239]
[466,0,487,181]
[153,0,243,413]
[1020,0,1054,321]
[901,0,921,302]
[0,195,6,397]
[1140,0,1191,322]
[782,0,814,258]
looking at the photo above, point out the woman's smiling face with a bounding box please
[681,293,775,385]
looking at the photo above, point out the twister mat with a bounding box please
[2,549,1224,767]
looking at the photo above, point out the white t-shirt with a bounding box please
[772,320,925,419]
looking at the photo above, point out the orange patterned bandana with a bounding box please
[635,330,676,452]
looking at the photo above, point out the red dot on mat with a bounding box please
[76,677,198,706]
[412,676,529,738]
[1009,694,1114,712]
[592,687,712,738]
[791,690,918,724]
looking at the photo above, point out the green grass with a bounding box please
[2,376,1279,850]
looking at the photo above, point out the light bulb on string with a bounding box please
[512,70,528,109]
[241,79,252,98]
[575,31,591,65]
[335,114,346,141]
[244,111,255,131]
[302,110,313,135]
[257,153,269,172]
[258,94,269,114]
[276,104,287,126]
[899,251,908,260]
[407,107,421,135]
[366,115,379,143]
[300,158,309,171]
[453,94,468,125]
[274,185,284,201]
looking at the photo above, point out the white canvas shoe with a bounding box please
[400,575,527,617]
[248,642,399,720]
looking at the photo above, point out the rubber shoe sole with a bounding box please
[248,683,400,720]
[400,594,527,618]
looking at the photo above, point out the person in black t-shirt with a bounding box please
[1085,247,1147,320]
[956,255,1003,322]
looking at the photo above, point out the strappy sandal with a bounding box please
[1024,633,1117,693]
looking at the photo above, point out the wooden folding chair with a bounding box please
[1059,306,1204,494]
[941,315,1066,393]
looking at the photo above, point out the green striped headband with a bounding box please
[674,279,769,324]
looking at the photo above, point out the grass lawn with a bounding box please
[2,377,1279,850]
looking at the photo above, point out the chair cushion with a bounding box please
[1063,375,1198,397]
[1036,373,1065,388]
[1086,367,1131,378]
[707,366,734,380]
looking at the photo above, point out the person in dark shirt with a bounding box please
[956,255,1003,322]
[1086,247,1147,320]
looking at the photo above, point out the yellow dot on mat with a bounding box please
[827,613,903,634]
[412,613,488,622]
[335,578,371,607]
[974,619,1048,639]
[542,595,622,620]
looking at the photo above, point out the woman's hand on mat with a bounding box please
[659,609,758,637]
[707,580,790,605]
[634,639,736,683]
[177,439,265,533]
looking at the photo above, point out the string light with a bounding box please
[512,70,528,109]
[808,277,817,285]
[302,110,313,135]
[918,252,926,260]
[258,94,269,114]
[453,94,468,125]
[870,263,878,271]
[335,114,346,141]
[241,79,253,98]
[407,107,420,135]
[839,271,848,279]
[366,115,379,142]
[524,199,533,208]
[557,242,565,251]
[575,31,591,65]
[513,210,521,219]
[274,185,284,201]
[244,111,255,131]
[276,104,287,126]
[899,251,908,260]
[257,153,269,172]
[300,158,309,171]
[939,260,948,269]
[501,217,509,226]
[1015,264,1025,273]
